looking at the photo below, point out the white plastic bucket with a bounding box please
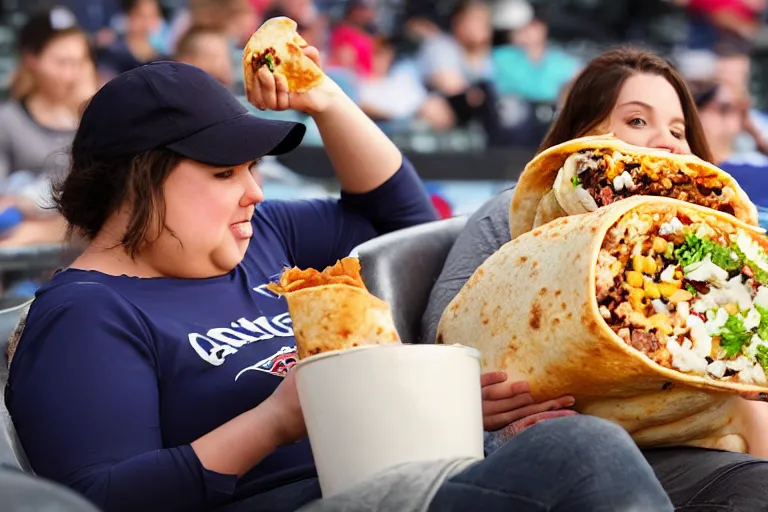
[294,344,485,498]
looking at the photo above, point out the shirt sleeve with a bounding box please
[260,156,438,271]
[6,284,237,512]
[420,188,515,343]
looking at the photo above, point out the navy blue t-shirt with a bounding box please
[6,158,437,512]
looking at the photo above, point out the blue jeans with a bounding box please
[219,415,671,511]
[428,416,672,512]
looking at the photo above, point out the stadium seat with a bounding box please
[353,216,467,344]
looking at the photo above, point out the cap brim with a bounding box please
[166,113,306,166]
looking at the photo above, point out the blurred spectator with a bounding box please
[174,27,233,87]
[417,0,493,97]
[684,0,767,51]
[358,36,453,131]
[168,0,260,95]
[262,0,328,49]
[491,2,580,103]
[0,6,93,246]
[97,0,167,80]
[65,0,121,44]
[691,77,768,206]
[327,0,377,77]
[715,42,753,93]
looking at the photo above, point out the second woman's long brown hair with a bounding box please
[539,47,714,163]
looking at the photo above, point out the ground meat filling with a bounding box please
[574,150,735,216]
[252,47,281,72]
[595,206,768,385]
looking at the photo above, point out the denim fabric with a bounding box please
[223,416,672,512]
[430,416,673,512]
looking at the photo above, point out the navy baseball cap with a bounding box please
[78,61,306,166]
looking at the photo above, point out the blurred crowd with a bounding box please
[0,0,766,298]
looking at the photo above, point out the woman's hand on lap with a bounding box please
[247,46,343,116]
[481,371,577,437]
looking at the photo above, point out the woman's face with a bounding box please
[28,33,91,102]
[128,0,162,37]
[603,73,691,154]
[142,159,264,278]
[452,5,491,49]
[698,83,744,154]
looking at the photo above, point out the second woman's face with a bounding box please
[605,73,691,155]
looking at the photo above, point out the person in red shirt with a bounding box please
[328,0,377,77]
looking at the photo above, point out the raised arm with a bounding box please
[249,46,438,269]
[7,285,302,512]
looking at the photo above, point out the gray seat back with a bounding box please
[354,217,468,344]
[0,299,33,473]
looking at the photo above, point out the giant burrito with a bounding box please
[437,196,768,451]
[268,257,401,359]
[509,134,758,240]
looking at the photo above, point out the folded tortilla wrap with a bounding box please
[437,196,768,451]
[268,258,401,359]
[509,134,758,240]
[243,16,325,94]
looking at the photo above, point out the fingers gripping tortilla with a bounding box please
[268,258,401,359]
[509,134,758,240]
[437,196,768,452]
[243,17,325,93]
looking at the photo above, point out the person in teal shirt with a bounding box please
[491,9,580,103]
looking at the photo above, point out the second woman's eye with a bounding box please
[215,170,234,179]
[628,117,647,127]
[670,130,684,140]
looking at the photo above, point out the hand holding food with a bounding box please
[243,17,341,114]
[481,371,577,434]
[268,257,401,359]
[263,369,307,445]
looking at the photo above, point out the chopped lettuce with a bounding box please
[570,175,582,187]
[685,283,698,296]
[733,246,768,285]
[733,231,768,285]
[674,232,742,272]
[757,345,768,373]
[265,53,275,72]
[757,304,768,341]
[720,314,752,357]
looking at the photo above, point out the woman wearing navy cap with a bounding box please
[7,50,672,512]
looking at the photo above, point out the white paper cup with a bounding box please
[295,344,485,498]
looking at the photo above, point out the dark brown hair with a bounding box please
[54,128,182,258]
[539,46,714,163]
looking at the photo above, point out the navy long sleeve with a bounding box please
[7,157,438,512]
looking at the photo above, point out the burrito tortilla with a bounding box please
[268,258,401,359]
[243,17,325,94]
[510,134,758,240]
[437,196,768,451]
